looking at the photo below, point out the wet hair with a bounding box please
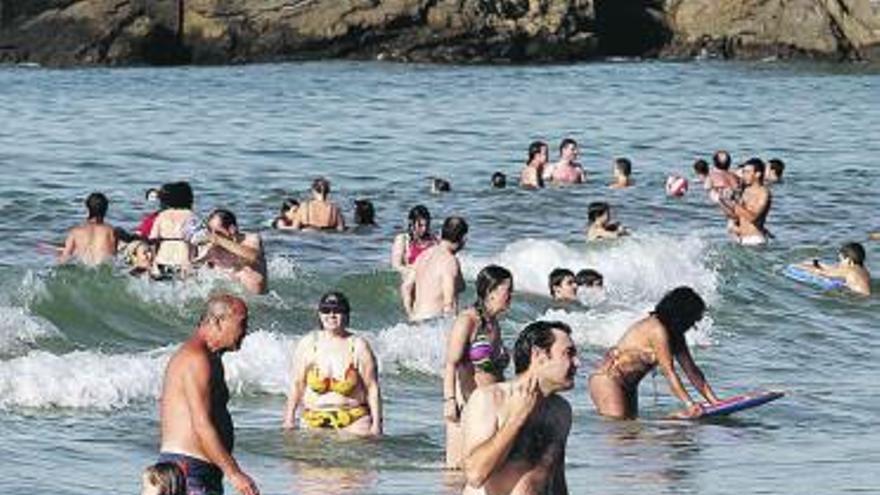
[441,216,468,244]
[652,287,705,354]
[491,172,507,188]
[142,462,186,495]
[514,320,572,374]
[318,291,351,326]
[840,242,866,266]
[280,198,299,216]
[559,138,578,153]
[312,177,331,198]
[475,264,513,310]
[209,208,238,230]
[614,158,632,177]
[528,141,547,164]
[160,182,194,209]
[587,202,610,224]
[432,178,451,193]
[354,199,376,225]
[712,150,731,170]
[575,269,604,287]
[693,159,709,176]
[85,192,108,220]
[743,157,766,179]
[548,268,575,296]
[768,158,785,178]
[407,205,431,238]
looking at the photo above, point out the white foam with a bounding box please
[266,254,303,280]
[0,306,61,355]
[370,317,453,376]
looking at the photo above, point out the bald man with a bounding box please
[157,295,259,495]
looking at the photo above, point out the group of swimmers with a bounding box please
[52,139,875,495]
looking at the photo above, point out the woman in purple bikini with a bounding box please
[442,264,513,469]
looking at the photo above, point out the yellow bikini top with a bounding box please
[306,333,359,396]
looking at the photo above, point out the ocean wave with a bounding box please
[0,306,61,355]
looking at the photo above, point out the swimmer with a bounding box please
[692,158,710,185]
[460,320,578,495]
[197,209,267,295]
[283,292,383,436]
[800,242,871,296]
[58,192,118,266]
[766,158,785,184]
[444,265,513,469]
[292,177,345,231]
[272,199,300,230]
[544,138,586,185]
[432,178,452,194]
[609,158,634,189]
[149,182,198,275]
[588,286,721,419]
[353,199,376,226]
[402,216,468,321]
[141,462,186,495]
[520,141,548,189]
[705,150,741,202]
[491,172,507,189]
[575,269,603,289]
[390,205,437,273]
[548,268,578,303]
[586,202,627,241]
[718,158,772,246]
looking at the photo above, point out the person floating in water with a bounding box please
[444,265,513,469]
[766,158,785,184]
[402,216,468,321]
[491,172,507,189]
[549,268,578,303]
[544,138,586,185]
[292,177,345,231]
[283,292,383,436]
[519,141,547,189]
[197,209,267,294]
[800,242,871,296]
[609,157,633,189]
[588,287,721,419]
[718,158,772,246]
[272,199,300,230]
[460,320,578,495]
[586,202,627,241]
[59,192,117,266]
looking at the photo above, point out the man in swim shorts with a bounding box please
[460,320,578,495]
[402,216,468,321]
[719,158,772,246]
[158,295,259,495]
[198,209,267,294]
[59,192,118,266]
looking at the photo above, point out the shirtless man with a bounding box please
[706,150,741,202]
[801,242,871,295]
[543,138,586,185]
[198,209,267,294]
[58,192,117,266]
[402,216,468,321]
[157,295,259,495]
[719,158,772,246]
[520,141,548,189]
[460,320,578,495]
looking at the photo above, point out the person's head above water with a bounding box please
[208,208,238,236]
[548,268,577,301]
[840,242,866,267]
[160,181,194,209]
[613,158,632,178]
[693,159,709,177]
[407,204,432,239]
[712,150,732,170]
[513,320,578,392]
[652,286,705,351]
[145,188,161,203]
[740,157,765,186]
[85,192,109,220]
[559,138,578,160]
[528,141,549,165]
[441,216,468,251]
[491,172,507,189]
[575,269,603,288]
[354,199,375,225]
[312,177,331,199]
[475,264,514,313]
[587,202,610,225]
[432,178,451,194]
[280,198,299,217]
[768,158,785,181]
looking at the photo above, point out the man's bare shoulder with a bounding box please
[169,339,211,377]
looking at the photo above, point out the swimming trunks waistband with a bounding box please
[157,452,223,495]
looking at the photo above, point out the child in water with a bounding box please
[801,242,871,295]
[586,202,628,241]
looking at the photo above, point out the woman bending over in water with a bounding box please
[589,286,720,419]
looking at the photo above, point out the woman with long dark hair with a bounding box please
[589,286,720,419]
[390,204,437,272]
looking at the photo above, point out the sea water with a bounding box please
[0,60,878,494]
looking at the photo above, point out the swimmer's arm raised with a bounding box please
[358,339,383,436]
[282,338,311,429]
[444,314,475,421]
[676,346,719,404]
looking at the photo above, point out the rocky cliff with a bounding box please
[0,0,878,66]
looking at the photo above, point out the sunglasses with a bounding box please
[319,307,347,315]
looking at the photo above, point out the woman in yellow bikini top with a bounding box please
[282,292,383,436]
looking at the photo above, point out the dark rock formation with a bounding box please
[0,0,877,66]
